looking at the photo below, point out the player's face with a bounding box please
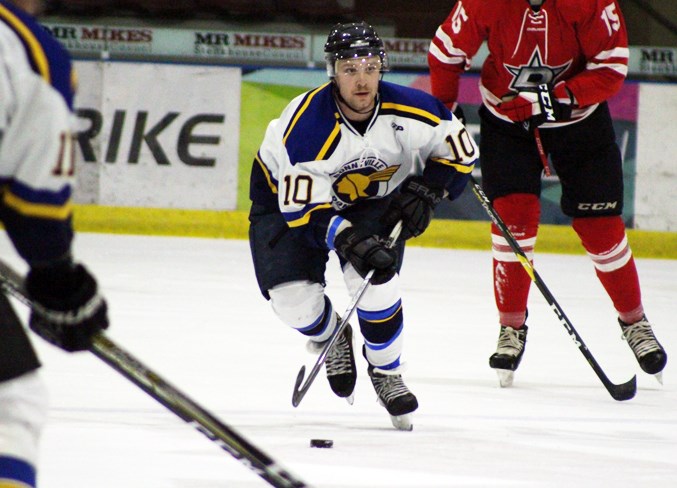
[334,56,381,118]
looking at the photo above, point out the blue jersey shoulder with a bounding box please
[0,0,75,109]
[282,83,342,164]
[379,81,452,124]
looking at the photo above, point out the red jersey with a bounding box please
[428,0,629,126]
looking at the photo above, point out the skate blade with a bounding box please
[654,371,664,385]
[345,393,355,405]
[390,413,413,431]
[495,369,514,388]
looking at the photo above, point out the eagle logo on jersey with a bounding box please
[504,47,571,92]
[331,156,400,208]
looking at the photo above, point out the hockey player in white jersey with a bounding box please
[0,1,109,486]
[249,22,478,429]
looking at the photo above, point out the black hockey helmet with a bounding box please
[324,21,389,77]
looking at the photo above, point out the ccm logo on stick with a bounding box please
[537,84,556,122]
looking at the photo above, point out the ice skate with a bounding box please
[489,325,528,387]
[619,316,667,383]
[368,364,418,431]
[307,321,357,403]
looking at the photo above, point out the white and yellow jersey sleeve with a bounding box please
[0,2,77,264]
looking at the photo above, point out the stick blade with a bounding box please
[608,375,637,401]
[291,366,306,407]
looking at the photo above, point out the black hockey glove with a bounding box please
[334,227,397,285]
[382,177,446,240]
[26,260,109,352]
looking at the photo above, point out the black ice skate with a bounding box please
[489,325,528,387]
[619,316,667,383]
[368,364,418,431]
[308,322,357,403]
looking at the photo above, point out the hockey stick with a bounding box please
[469,176,637,401]
[0,260,310,488]
[533,128,552,177]
[291,221,403,407]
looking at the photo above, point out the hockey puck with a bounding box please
[310,439,333,448]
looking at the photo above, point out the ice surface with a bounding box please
[2,232,675,487]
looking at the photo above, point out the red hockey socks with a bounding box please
[492,194,540,327]
[572,216,644,323]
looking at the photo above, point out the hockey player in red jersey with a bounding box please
[428,0,667,387]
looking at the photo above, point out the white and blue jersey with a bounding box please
[0,0,77,264]
[250,80,478,248]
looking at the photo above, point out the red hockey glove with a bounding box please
[496,82,573,128]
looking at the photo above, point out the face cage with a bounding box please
[325,50,390,78]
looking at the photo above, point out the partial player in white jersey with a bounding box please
[0,1,109,486]
[249,22,477,429]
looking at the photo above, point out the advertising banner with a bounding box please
[73,61,241,210]
[44,22,673,77]
[630,46,677,76]
[44,23,311,65]
[635,83,677,231]
[189,30,310,64]
[44,23,155,56]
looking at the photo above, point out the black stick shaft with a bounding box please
[0,260,310,488]
[90,335,308,488]
[291,221,402,407]
[469,176,636,401]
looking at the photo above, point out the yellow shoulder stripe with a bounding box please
[315,121,340,160]
[0,3,50,82]
[283,83,330,146]
[380,102,440,125]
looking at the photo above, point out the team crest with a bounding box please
[331,156,400,209]
[504,47,571,92]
